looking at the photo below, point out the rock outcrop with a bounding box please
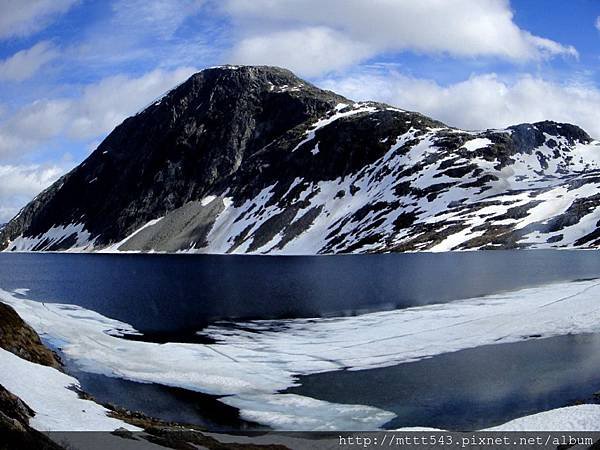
[0,302,61,369]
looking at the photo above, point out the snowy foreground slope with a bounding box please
[2,65,600,253]
[3,279,600,431]
[0,347,139,432]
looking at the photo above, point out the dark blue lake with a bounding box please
[289,333,600,431]
[2,250,600,334]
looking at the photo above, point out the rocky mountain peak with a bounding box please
[2,66,600,254]
[189,65,313,91]
[0,66,350,248]
[506,121,592,154]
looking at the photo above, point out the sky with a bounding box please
[0,0,598,222]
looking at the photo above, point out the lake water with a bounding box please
[2,250,600,430]
[3,250,600,334]
[289,333,600,430]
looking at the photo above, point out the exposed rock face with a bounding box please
[0,66,344,250]
[1,65,600,253]
[0,384,64,450]
[0,302,61,369]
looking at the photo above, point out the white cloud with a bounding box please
[67,0,214,73]
[0,66,196,157]
[595,16,600,31]
[223,0,577,76]
[0,41,58,82]
[112,0,204,39]
[0,163,67,222]
[319,70,600,138]
[0,0,78,39]
[230,27,374,77]
[67,66,196,139]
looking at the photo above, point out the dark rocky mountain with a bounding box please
[1,65,599,253]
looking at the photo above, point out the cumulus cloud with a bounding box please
[223,0,577,75]
[0,0,78,39]
[0,41,58,82]
[67,66,196,139]
[0,163,67,222]
[319,70,600,138]
[230,27,374,77]
[0,66,196,157]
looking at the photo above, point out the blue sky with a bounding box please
[0,0,598,221]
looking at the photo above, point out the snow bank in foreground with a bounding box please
[397,405,600,432]
[0,347,139,432]
[488,405,600,431]
[2,279,600,430]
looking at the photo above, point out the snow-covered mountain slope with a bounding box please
[1,65,599,253]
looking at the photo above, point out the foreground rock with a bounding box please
[0,384,64,450]
[0,302,61,369]
[1,65,600,253]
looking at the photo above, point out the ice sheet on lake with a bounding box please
[12,287,30,296]
[0,290,393,430]
[3,278,600,430]
[221,394,395,431]
[202,278,600,371]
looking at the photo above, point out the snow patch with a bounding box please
[488,405,600,432]
[461,138,492,151]
[0,347,139,432]
[7,223,95,252]
[201,195,217,206]
[292,104,377,152]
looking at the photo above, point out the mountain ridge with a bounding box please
[2,65,599,253]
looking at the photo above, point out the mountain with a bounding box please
[1,65,599,254]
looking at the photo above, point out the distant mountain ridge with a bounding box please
[1,65,599,253]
